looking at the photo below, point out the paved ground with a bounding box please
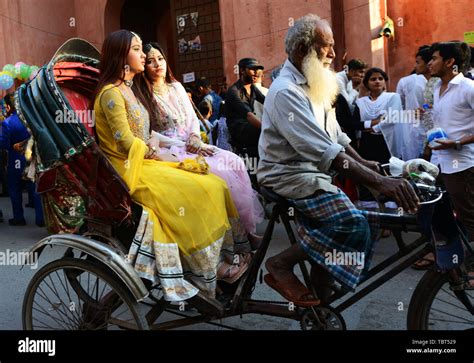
[0,193,436,330]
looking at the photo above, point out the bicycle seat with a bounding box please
[260,187,291,207]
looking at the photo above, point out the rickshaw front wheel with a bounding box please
[22,257,149,330]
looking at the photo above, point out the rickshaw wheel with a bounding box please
[300,306,346,330]
[22,257,149,330]
[407,253,474,330]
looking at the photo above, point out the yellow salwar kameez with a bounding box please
[94,84,247,301]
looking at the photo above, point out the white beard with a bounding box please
[301,49,339,108]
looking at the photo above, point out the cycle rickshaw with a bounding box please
[16,39,473,331]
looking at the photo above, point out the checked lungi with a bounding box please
[289,189,380,291]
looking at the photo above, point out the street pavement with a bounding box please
[0,193,430,330]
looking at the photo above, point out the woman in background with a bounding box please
[352,68,409,164]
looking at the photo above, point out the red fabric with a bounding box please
[333,175,359,203]
[61,87,95,136]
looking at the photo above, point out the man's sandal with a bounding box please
[264,273,320,307]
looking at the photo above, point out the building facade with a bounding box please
[1,0,473,91]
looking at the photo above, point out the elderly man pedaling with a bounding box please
[257,14,419,305]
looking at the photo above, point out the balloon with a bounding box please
[0,72,14,90]
[2,64,15,75]
[3,70,14,78]
[14,62,25,78]
[29,65,39,80]
[19,64,30,80]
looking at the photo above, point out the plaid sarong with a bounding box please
[289,189,380,291]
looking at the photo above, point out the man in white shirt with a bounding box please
[466,46,473,80]
[428,41,474,241]
[336,59,366,111]
[253,69,269,121]
[396,46,432,159]
[335,59,367,146]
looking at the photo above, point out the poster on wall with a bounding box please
[189,35,201,51]
[182,72,196,83]
[464,31,474,44]
[177,15,187,34]
[190,12,199,27]
[177,12,199,34]
[178,36,202,53]
[178,38,189,53]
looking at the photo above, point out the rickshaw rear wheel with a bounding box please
[23,257,149,330]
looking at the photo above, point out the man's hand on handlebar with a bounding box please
[375,177,420,214]
[332,151,420,214]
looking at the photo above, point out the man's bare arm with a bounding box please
[344,144,380,172]
[247,112,262,129]
[332,152,419,213]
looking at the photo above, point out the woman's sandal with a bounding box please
[465,272,474,289]
[217,260,249,284]
[412,256,435,270]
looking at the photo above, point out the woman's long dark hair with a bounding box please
[133,42,177,132]
[92,29,157,134]
[144,42,177,84]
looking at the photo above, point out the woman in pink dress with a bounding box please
[133,42,263,240]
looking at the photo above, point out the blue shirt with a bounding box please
[203,91,222,124]
[0,112,30,167]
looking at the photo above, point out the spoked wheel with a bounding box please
[407,255,474,330]
[23,258,148,330]
[300,306,346,330]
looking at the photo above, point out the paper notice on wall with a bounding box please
[178,38,188,53]
[177,15,187,34]
[464,31,474,44]
[190,12,199,27]
[183,72,196,83]
[189,35,201,51]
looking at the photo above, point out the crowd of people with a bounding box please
[0,13,472,304]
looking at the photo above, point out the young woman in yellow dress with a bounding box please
[132,43,264,240]
[93,30,250,302]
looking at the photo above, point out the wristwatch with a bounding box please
[454,140,462,150]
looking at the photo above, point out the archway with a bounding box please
[104,0,224,88]
[119,0,176,72]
